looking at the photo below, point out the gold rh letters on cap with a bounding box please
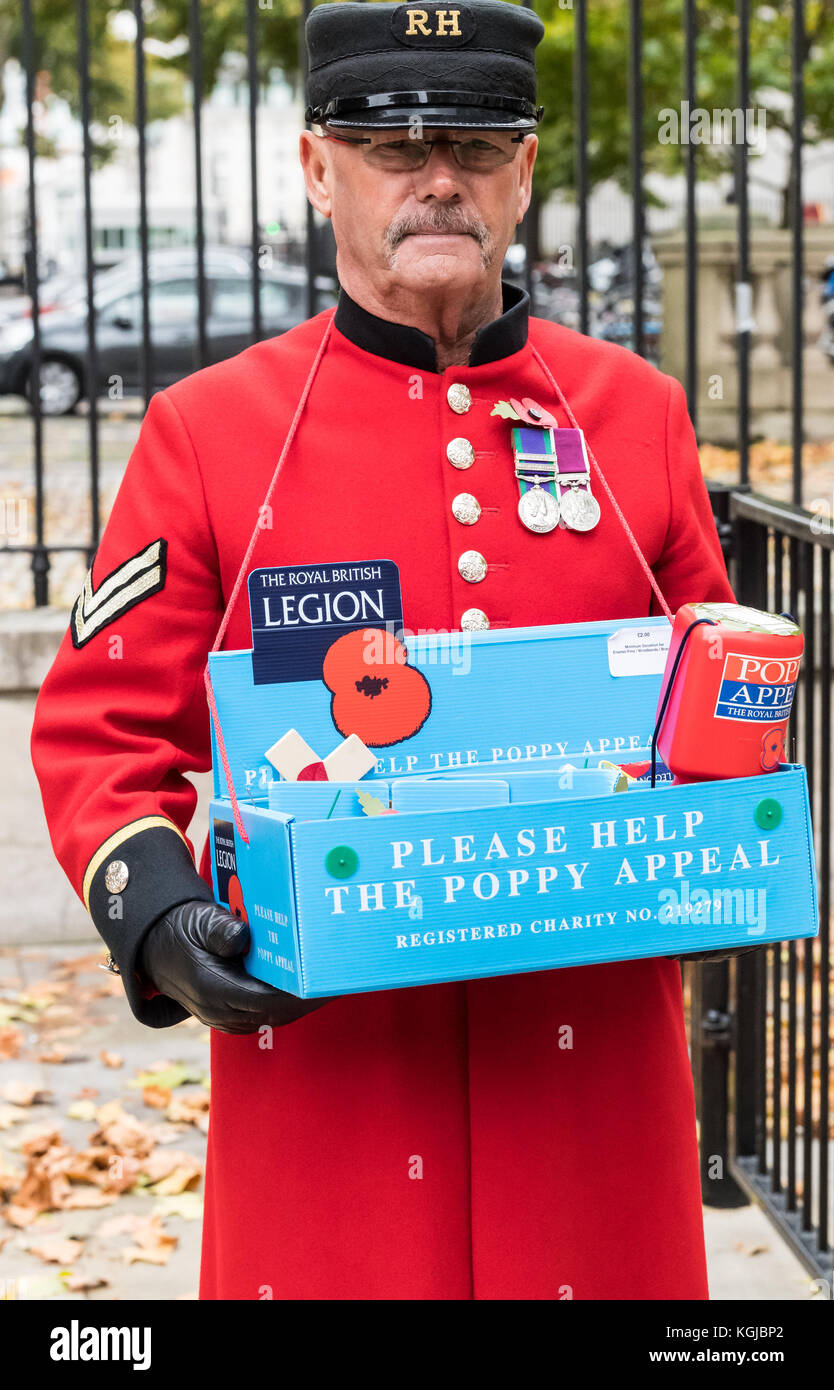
[405,7,462,36]
[435,9,462,34]
[405,9,432,34]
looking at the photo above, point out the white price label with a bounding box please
[607,624,672,677]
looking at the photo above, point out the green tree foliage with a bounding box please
[534,0,834,224]
[146,0,302,95]
[0,0,184,164]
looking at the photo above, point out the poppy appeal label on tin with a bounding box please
[713,651,800,722]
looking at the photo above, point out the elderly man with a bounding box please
[32,0,735,1299]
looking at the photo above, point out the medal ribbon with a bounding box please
[511,425,560,506]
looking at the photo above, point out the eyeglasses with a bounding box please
[312,126,526,172]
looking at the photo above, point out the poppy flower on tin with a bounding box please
[322,628,432,747]
[761,727,785,771]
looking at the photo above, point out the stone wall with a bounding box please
[654,224,834,444]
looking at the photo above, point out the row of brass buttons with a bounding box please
[446,383,488,630]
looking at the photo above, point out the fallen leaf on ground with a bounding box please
[97,1212,147,1239]
[0,1104,29,1131]
[0,1082,53,1107]
[733,1241,769,1257]
[145,1123,188,1145]
[0,1026,24,1059]
[166,1091,210,1127]
[122,1216,178,1265]
[73,1087,99,1101]
[0,1003,38,1026]
[154,1192,203,1222]
[36,1046,89,1065]
[89,1101,156,1158]
[0,1160,23,1200]
[4,1127,130,1220]
[142,1085,172,1110]
[99,1051,122,1070]
[66,1100,98,1123]
[140,1150,202,1195]
[147,1165,202,1197]
[129,1063,205,1091]
[66,1145,141,1195]
[4,1204,40,1228]
[10,1130,78,1215]
[27,1236,84,1264]
[60,1270,109,1293]
[59,1187,119,1210]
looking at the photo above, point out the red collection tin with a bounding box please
[655,602,804,784]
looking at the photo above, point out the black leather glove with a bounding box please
[138,899,331,1035]
[667,944,765,964]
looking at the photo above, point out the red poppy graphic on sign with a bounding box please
[227,874,248,923]
[322,628,431,747]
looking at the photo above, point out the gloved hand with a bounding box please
[138,899,331,1034]
[667,944,765,964]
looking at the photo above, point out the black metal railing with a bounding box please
[693,486,833,1287]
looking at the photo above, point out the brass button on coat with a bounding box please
[104,859,129,893]
[461,608,490,630]
[446,437,475,470]
[458,550,488,583]
[447,383,472,414]
[452,493,481,526]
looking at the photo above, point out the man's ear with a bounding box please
[299,131,333,219]
[516,133,538,225]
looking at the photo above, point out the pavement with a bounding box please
[0,944,207,1301]
[0,941,827,1303]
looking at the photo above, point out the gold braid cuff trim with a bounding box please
[82,817,190,911]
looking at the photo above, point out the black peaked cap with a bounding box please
[305,0,545,131]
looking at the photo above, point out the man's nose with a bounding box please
[412,145,462,199]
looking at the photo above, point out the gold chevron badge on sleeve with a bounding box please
[71,538,168,649]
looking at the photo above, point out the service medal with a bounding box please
[518,480,560,533]
[560,485,601,532]
[491,399,602,538]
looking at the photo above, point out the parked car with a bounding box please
[0,270,95,325]
[0,251,337,414]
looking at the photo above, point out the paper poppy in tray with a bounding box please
[322,627,432,747]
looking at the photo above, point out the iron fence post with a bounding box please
[692,484,751,1205]
[691,960,747,1206]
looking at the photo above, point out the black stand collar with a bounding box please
[334,279,530,372]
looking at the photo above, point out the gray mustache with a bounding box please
[386,211,490,252]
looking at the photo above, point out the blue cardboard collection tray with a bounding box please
[207,613,818,997]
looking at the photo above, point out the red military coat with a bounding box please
[32,285,734,1299]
